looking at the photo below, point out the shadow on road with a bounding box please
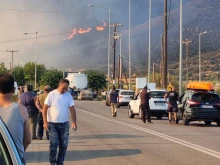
[26,149,141,162]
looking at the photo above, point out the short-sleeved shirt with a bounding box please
[44,89,75,123]
[167,91,179,105]
[110,91,119,103]
[140,89,150,105]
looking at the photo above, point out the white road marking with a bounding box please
[79,109,220,159]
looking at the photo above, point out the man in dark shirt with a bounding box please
[110,86,119,117]
[164,86,179,124]
[140,85,152,123]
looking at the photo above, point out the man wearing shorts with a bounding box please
[164,86,179,124]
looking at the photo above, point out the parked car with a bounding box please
[0,117,23,165]
[106,89,134,107]
[128,89,168,119]
[78,89,93,101]
[178,88,220,126]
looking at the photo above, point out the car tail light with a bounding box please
[119,96,123,98]
[215,102,220,106]
[187,100,200,105]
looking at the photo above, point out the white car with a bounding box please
[106,89,134,107]
[128,89,168,119]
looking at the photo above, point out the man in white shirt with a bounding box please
[42,78,77,165]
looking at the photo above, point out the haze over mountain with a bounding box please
[0,0,219,76]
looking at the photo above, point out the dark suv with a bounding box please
[178,90,220,126]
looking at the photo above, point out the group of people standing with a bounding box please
[109,85,179,124]
[0,73,77,165]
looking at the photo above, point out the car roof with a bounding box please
[148,89,167,92]
[119,89,134,92]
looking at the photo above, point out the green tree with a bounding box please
[85,69,107,93]
[23,62,46,85]
[12,66,25,86]
[0,62,8,74]
[40,69,63,89]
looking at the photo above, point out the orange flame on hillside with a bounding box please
[66,28,92,40]
[96,22,107,31]
[64,22,106,40]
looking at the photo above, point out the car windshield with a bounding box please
[82,90,92,94]
[120,91,134,95]
[192,93,220,102]
[150,91,166,98]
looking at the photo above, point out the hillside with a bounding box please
[59,0,220,80]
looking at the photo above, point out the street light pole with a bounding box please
[24,32,38,89]
[88,4,111,91]
[148,0,152,83]
[108,8,111,91]
[179,0,183,94]
[129,0,131,89]
[199,31,207,81]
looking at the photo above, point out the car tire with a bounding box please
[176,119,180,124]
[157,115,163,120]
[182,114,190,125]
[128,106,135,118]
[217,121,220,127]
[117,104,120,108]
[205,121,212,125]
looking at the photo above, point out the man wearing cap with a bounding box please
[36,85,51,140]
[140,85,153,123]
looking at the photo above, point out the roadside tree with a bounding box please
[40,69,63,89]
[12,66,25,86]
[23,62,46,85]
[85,69,107,93]
[0,62,8,74]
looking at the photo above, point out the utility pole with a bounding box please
[161,34,164,87]
[152,61,155,82]
[160,61,163,88]
[163,0,168,89]
[111,23,123,86]
[119,33,122,89]
[118,55,120,88]
[182,39,192,84]
[7,50,18,73]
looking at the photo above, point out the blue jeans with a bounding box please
[48,122,69,165]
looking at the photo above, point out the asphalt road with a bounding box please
[26,100,220,165]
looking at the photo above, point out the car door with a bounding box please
[133,93,141,113]
[0,118,22,165]
[178,92,188,112]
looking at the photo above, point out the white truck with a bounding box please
[65,72,88,91]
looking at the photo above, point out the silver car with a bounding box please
[0,117,23,165]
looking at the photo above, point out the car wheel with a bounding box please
[205,121,212,125]
[117,104,120,108]
[176,119,180,124]
[128,106,135,118]
[217,121,220,127]
[157,115,163,120]
[182,114,190,125]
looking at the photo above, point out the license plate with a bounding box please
[156,103,165,106]
[202,105,213,108]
